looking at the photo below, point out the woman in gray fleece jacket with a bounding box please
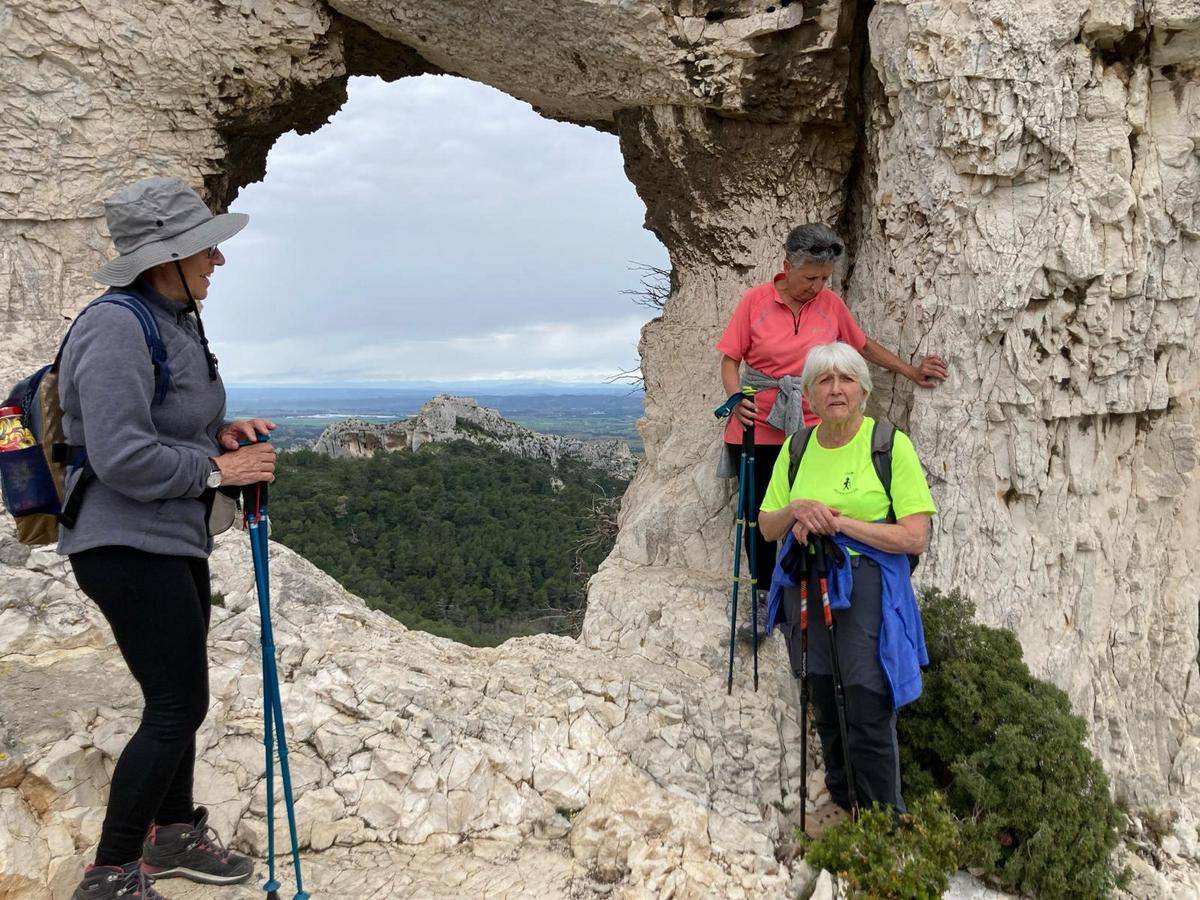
[63,177,277,900]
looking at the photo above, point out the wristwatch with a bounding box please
[207,459,224,489]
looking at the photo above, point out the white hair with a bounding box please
[800,342,872,411]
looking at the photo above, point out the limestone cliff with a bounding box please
[310,394,638,480]
[1,0,1198,896]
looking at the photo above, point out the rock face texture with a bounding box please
[850,2,1200,811]
[311,394,638,479]
[2,0,1199,896]
[0,530,812,897]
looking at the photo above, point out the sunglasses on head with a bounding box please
[809,242,843,255]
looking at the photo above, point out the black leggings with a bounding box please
[69,546,211,866]
[725,441,782,590]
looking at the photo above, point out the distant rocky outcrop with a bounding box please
[311,395,637,480]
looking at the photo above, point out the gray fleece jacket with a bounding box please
[56,282,226,559]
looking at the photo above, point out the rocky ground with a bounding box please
[1,527,804,898]
[3,523,1198,899]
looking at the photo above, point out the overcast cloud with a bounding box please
[203,75,668,384]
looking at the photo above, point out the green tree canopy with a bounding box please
[269,442,625,646]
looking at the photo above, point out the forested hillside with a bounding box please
[269,442,626,645]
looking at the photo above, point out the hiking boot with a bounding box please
[804,801,852,840]
[71,861,168,899]
[140,807,254,885]
[736,590,770,644]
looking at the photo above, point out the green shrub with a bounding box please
[803,795,959,899]
[899,588,1125,899]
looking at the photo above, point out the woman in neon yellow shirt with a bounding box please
[759,342,935,833]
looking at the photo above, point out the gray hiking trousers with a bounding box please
[782,556,906,812]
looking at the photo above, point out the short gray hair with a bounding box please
[784,223,844,267]
[800,342,872,411]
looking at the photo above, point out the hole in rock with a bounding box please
[208,75,668,647]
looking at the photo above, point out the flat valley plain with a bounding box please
[225,383,645,452]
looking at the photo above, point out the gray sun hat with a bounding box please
[93,176,248,286]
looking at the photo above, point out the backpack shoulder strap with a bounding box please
[870,418,898,522]
[786,426,816,489]
[54,291,171,404]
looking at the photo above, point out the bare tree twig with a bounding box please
[606,364,644,391]
[621,262,672,311]
[610,261,671,390]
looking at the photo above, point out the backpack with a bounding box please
[786,418,920,571]
[0,291,170,545]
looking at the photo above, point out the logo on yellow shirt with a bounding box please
[838,473,854,493]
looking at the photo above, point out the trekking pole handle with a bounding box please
[714,392,743,419]
[740,386,757,440]
[234,435,271,516]
[235,435,272,487]
[714,384,758,418]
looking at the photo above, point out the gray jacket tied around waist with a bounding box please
[716,364,805,478]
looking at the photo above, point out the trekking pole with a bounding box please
[812,537,858,821]
[742,392,759,693]
[726,453,747,695]
[782,542,811,840]
[241,448,310,900]
[244,483,280,897]
[721,386,758,694]
[801,556,811,840]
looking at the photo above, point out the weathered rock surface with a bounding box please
[12,527,1184,898]
[2,0,1199,896]
[849,0,1200,812]
[0,526,810,897]
[311,394,638,479]
[604,0,1200,818]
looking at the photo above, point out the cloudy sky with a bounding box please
[203,75,669,385]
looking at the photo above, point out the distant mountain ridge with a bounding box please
[312,394,637,480]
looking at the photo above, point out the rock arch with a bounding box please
[2,0,1198,893]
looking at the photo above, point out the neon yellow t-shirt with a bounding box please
[759,417,936,523]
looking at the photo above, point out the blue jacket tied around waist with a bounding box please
[766,532,929,709]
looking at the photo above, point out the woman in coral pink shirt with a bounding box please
[717,223,945,616]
